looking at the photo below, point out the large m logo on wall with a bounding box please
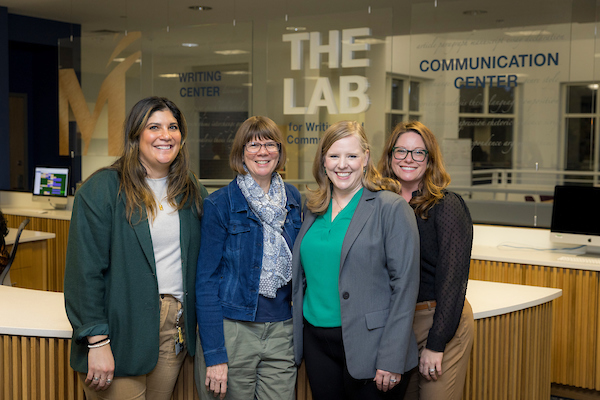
[58,32,141,156]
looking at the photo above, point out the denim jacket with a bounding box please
[195,178,302,366]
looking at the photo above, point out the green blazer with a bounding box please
[64,169,208,376]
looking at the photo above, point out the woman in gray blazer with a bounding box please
[292,121,420,400]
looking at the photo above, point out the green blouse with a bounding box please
[300,188,363,327]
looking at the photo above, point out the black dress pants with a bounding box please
[303,319,413,400]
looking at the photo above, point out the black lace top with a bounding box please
[412,190,473,352]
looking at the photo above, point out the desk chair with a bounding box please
[0,218,30,286]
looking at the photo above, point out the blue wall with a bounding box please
[0,8,9,190]
[0,12,80,191]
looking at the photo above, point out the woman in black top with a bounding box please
[378,121,474,400]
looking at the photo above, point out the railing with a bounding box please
[470,168,600,187]
[453,169,600,201]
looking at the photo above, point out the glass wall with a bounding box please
[59,0,599,227]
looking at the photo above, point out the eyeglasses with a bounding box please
[392,147,428,162]
[245,142,281,154]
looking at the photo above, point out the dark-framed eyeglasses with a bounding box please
[245,142,281,154]
[392,147,428,162]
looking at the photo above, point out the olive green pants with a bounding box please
[195,318,296,400]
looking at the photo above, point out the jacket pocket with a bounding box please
[225,221,251,252]
[365,309,390,330]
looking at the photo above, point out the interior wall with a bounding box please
[0,7,10,190]
[0,12,80,193]
[55,0,599,228]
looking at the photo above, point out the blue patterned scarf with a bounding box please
[237,168,292,298]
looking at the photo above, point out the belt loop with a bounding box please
[427,301,433,311]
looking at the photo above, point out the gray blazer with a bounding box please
[292,188,420,379]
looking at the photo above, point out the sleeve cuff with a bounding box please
[75,323,110,344]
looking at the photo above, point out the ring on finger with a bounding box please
[390,378,398,383]
[93,377,100,381]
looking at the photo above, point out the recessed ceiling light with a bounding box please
[286,27,306,32]
[504,30,552,37]
[588,84,599,90]
[463,10,487,16]
[113,57,141,63]
[214,50,249,55]
[159,74,179,78]
[182,43,199,47]
[189,6,212,11]
[222,71,250,75]
[354,38,386,45]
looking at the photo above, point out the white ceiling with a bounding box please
[0,0,596,36]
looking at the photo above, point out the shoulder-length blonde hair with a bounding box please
[378,121,450,219]
[229,116,287,175]
[103,96,202,223]
[307,121,400,215]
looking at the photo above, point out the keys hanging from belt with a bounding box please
[174,308,184,355]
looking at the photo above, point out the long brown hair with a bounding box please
[378,121,450,219]
[95,97,202,223]
[307,121,400,215]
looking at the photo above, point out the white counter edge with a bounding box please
[1,280,562,338]
[6,228,56,245]
[1,207,72,221]
[467,280,562,319]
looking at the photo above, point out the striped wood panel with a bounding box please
[3,303,552,400]
[469,259,599,390]
[5,215,70,293]
[463,302,553,400]
[0,335,84,400]
[0,335,199,400]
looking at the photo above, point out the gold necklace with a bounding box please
[158,185,167,211]
[332,196,345,212]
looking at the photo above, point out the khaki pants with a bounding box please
[405,300,474,400]
[80,295,186,400]
[195,319,296,400]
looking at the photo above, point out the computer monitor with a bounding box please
[32,166,70,209]
[550,185,600,255]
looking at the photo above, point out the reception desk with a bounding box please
[2,208,71,292]
[470,225,600,392]
[5,228,55,290]
[0,280,560,400]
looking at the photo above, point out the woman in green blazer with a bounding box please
[64,97,207,400]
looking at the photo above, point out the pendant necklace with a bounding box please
[158,184,168,211]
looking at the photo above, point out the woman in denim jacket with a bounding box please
[195,116,302,400]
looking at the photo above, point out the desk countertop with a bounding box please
[472,244,600,272]
[0,280,561,339]
[467,279,561,319]
[1,207,72,221]
[6,228,56,245]
[0,285,72,338]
